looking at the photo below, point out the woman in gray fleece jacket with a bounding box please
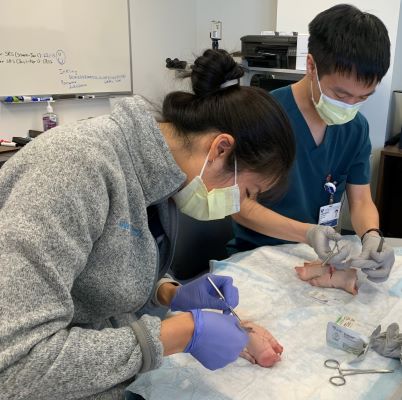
[0,50,295,399]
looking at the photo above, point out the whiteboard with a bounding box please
[0,0,132,96]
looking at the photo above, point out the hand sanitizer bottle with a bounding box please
[43,101,58,131]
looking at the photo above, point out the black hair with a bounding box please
[162,49,295,199]
[308,4,390,85]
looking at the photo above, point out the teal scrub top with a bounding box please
[231,85,372,252]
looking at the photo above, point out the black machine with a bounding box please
[241,33,298,69]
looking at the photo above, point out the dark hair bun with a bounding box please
[191,49,244,97]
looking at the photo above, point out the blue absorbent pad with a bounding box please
[389,278,402,298]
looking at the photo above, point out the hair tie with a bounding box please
[220,79,239,89]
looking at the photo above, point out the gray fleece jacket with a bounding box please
[0,96,186,399]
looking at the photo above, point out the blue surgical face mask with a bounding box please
[311,66,367,125]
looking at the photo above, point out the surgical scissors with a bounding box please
[324,359,394,386]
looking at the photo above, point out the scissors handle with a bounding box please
[329,376,346,386]
[324,359,340,369]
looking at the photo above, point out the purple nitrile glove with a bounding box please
[184,309,249,370]
[170,273,239,313]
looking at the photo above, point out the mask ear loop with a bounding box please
[199,150,211,178]
[234,155,237,185]
[314,64,324,94]
[200,150,237,184]
[311,63,323,106]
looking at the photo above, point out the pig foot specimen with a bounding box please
[295,261,358,295]
[295,260,328,280]
[240,321,283,367]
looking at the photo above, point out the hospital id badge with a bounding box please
[318,202,341,227]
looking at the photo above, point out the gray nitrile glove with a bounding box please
[350,234,395,282]
[306,225,351,269]
[371,323,402,362]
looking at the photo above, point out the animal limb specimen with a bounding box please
[295,260,358,295]
[240,321,283,367]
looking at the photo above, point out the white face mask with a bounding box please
[311,66,367,125]
[173,152,240,221]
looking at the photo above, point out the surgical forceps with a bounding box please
[324,359,394,386]
[207,276,252,332]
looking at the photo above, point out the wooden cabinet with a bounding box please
[375,145,402,238]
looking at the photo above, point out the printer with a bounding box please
[241,33,297,69]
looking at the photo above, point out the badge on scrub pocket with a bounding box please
[319,202,341,227]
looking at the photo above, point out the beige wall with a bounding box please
[195,0,277,53]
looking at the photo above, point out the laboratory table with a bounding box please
[128,237,402,400]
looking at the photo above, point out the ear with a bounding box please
[208,133,235,162]
[306,54,316,80]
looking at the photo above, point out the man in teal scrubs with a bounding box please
[231,4,395,282]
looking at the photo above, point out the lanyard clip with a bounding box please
[324,175,337,204]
